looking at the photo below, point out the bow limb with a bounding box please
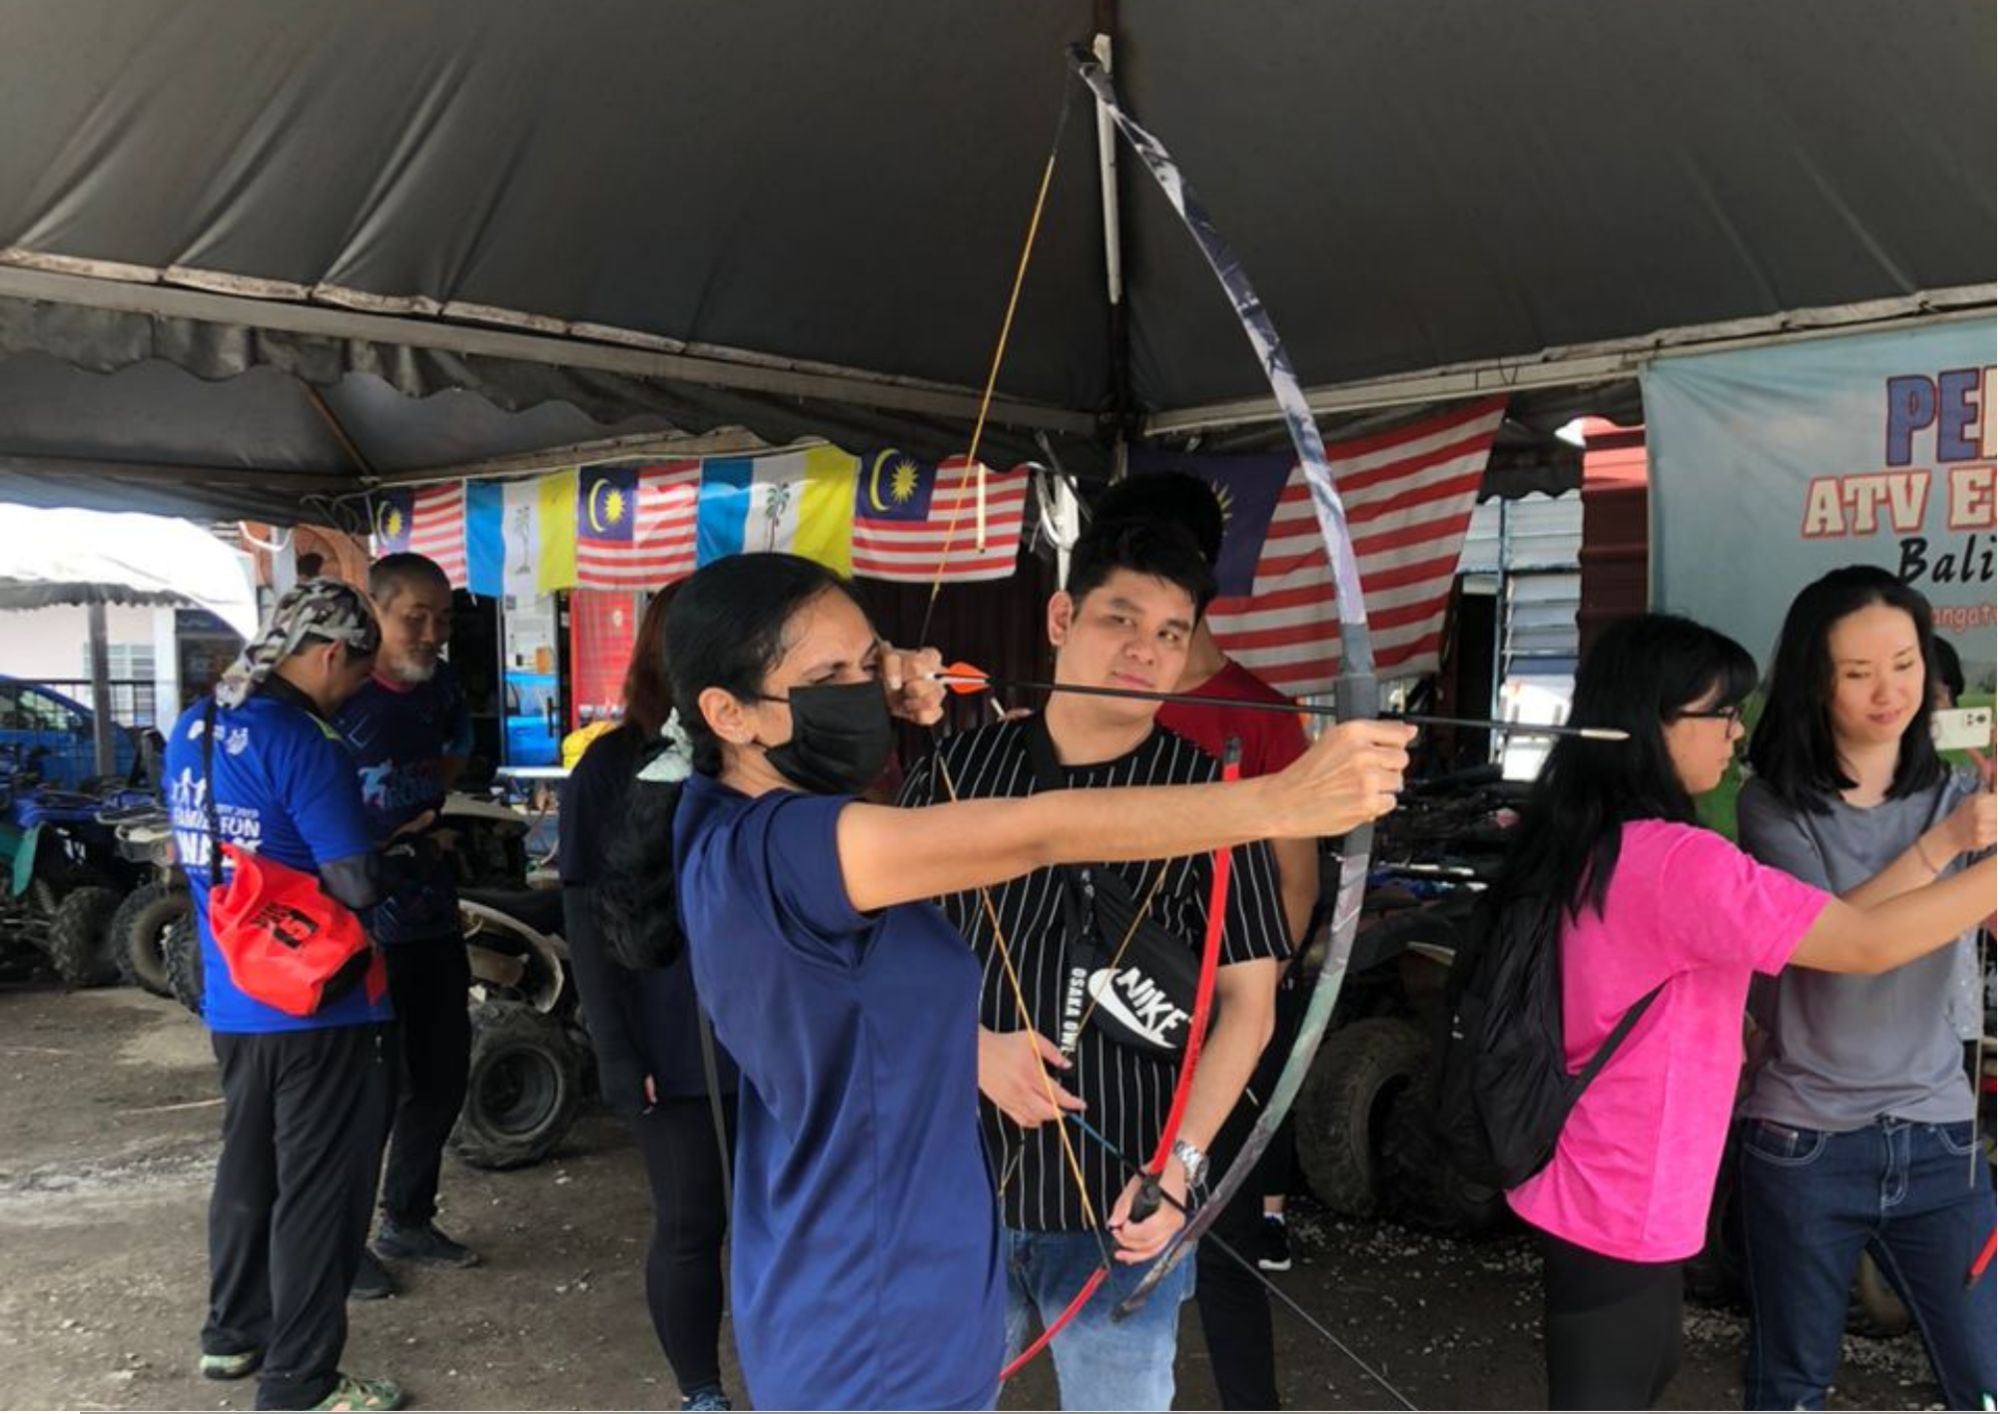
[1070,48,1382,1322]
[1126,743,1239,1223]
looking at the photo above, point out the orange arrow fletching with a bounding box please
[939,661,990,695]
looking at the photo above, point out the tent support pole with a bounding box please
[86,601,116,780]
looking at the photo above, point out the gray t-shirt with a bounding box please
[1736,769,1981,1130]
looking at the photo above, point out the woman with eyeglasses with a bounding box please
[1733,567,1995,1411]
[1489,614,1995,1410]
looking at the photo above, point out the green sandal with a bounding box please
[198,1349,263,1381]
[311,1373,406,1411]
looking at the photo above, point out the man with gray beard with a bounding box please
[335,553,480,1293]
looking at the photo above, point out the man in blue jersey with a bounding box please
[165,580,405,1412]
[335,553,481,1286]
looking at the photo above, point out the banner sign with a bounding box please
[1646,319,1997,692]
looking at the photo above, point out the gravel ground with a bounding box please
[0,982,1944,1411]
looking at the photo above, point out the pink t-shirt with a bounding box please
[1506,820,1829,1262]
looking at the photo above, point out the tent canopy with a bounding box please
[0,0,1991,522]
[0,503,258,637]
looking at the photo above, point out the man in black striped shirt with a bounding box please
[900,520,1291,1410]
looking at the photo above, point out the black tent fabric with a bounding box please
[0,0,1991,518]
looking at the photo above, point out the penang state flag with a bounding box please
[370,485,468,586]
[695,448,856,574]
[851,453,1027,582]
[465,470,578,600]
[575,460,702,589]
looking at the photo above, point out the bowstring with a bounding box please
[1064,1113,1420,1412]
[930,749,1112,1273]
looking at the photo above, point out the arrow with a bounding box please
[931,663,1629,741]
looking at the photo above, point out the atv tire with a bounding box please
[110,882,190,997]
[1297,1017,1429,1218]
[451,999,583,1170]
[45,885,123,988]
[165,913,204,1017]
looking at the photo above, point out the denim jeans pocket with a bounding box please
[1742,1119,1830,1167]
[1933,1121,1980,1157]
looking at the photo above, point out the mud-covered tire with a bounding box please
[451,999,583,1170]
[1297,1017,1430,1217]
[109,882,189,997]
[45,885,123,987]
[164,914,204,1017]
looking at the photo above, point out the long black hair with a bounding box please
[1745,565,1946,814]
[1500,614,1757,921]
[599,554,870,967]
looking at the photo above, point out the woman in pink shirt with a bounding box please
[1492,614,1996,1410]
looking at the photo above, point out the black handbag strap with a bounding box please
[1575,980,1668,1089]
[1021,714,1095,938]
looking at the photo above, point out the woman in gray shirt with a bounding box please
[1737,567,1994,1412]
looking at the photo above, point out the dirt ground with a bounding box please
[0,983,1947,1413]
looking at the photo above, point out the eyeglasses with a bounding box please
[1675,704,1745,728]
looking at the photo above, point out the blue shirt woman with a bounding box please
[675,774,1004,1411]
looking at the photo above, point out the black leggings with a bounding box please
[633,1097,734,1394]
[1538,1229,1684,1410]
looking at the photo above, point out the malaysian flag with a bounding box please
[575,460,701,589]
[371,484,467,587]
[1135,398,1506,696]
[851,453,1029,583]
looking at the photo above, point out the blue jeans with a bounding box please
[1005,1228,1197,1412]
[1738,1117,1996,1410]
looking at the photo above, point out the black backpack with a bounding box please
[1434,889,1664,1189]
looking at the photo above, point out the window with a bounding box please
[12,687,84,733]
[84,644,156,680]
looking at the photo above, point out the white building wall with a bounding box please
[0,604,180,726]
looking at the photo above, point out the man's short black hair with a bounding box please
[1064,518,1217,620]
[1089,471,1225,568]
[368,552,451,604]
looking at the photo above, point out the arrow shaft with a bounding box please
[936,673,1625,741]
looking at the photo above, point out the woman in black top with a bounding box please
[559,590,737,1414]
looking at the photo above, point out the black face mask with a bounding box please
[762,681,895,796]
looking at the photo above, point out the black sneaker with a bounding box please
[375,1218,481,1268]
[1256,1215,1293,1272]
[680,1384,732,1412]
[350,1248,398,1300]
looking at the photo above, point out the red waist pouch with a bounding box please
[209,843,385,1018]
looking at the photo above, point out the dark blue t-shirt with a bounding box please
[673,773,1004,1412]
[333,665,472,944]
[166,692,391,1035]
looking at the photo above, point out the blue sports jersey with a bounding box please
[333,663,472,944]
[673,773,1005,1412]
[166,691,391,1035]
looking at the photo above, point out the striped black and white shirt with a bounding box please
[899,717,1290,1233]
